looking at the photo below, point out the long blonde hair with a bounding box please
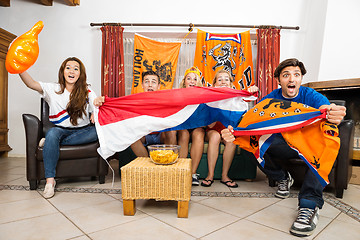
[57,57,88,126]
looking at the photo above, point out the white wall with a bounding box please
[318,0,360,81]
[0,0,358,156]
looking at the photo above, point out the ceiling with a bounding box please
[0,0,80,7]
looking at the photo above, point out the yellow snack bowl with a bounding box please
[147,145,181,165]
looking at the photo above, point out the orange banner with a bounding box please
[131,34,181,94]
[194,29,254,90]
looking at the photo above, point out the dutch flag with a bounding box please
[95,87,257,159]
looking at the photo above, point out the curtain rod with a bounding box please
[89,23,300,31]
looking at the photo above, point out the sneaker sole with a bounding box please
[290,228,314,237]
[275,192,290,199]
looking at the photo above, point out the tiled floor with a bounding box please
[0,157,360,240]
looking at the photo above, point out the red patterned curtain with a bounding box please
[100,25,125,97]
[256,28,280,99]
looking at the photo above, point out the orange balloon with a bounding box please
[5,21,44,74]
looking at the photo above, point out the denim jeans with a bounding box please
[43,125,98,178]
[259,134,324,208]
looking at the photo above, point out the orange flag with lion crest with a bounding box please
[194,29,254,90]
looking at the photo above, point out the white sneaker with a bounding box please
[192,174,200,186]
[275,172,294,199]
[38,138,45,148]
[290,207,319,237]
[43,180,56,199]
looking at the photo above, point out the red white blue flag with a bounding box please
[95,87,257,159]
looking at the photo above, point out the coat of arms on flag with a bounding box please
[193,29,254,90]
[131,34,181,94]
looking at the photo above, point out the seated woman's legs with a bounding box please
[221,141,237,187]
[130,137,149,157]
[202,129,221,186]
[161,130,177,145]
[178,129,190,158]
[43,127,69,181]
[44,125,98,181]
[43,126,97,198]
[190,128,205,173]
[61,125,98,146]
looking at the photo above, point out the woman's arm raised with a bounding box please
[19,71,43,94]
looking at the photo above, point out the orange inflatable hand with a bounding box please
[5,21,44,74]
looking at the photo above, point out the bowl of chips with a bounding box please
[147,144,180,165]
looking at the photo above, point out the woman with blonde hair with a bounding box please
[178,66,206,185]
[201,69,258,187]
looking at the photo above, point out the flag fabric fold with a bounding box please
[95,87,256,159]
[232,99,340,187]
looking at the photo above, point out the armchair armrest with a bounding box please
[334,119,354,192]
[22,114,43,180]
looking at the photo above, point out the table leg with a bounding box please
[123,199,136,216]
[177,201,189,218]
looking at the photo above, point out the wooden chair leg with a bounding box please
[123,200,136,216]
[177,201,189,218]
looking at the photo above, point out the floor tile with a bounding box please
[199,196,280,218]
[0,213,83,240]
[340,184,360,210]
[0,189,42,204]
[202,219,299,240]
[152,201,239,238]
[245,203,334,239]
[1,156,360,239]
[134,199,182,216]
[47,192,115,212]
[314,219,360,239]
[4,176,29,186]
[0,174,24,184]
[108,193,122,200]
[64,199,147,234]
[89,216,195,240]
[3,166,26,175]
[335,212,360,225]
[69,236,92,240]
[0,197,59,224]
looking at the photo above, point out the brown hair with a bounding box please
[142,70,160,84]
[57,57,88,126]
[274,58,307,78]
[212,69,234,88]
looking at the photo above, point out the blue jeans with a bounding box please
[144,133,161,146]
[43,125,98,178]
[260,134,324,208]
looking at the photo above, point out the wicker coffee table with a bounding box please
[121,157,192,218]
